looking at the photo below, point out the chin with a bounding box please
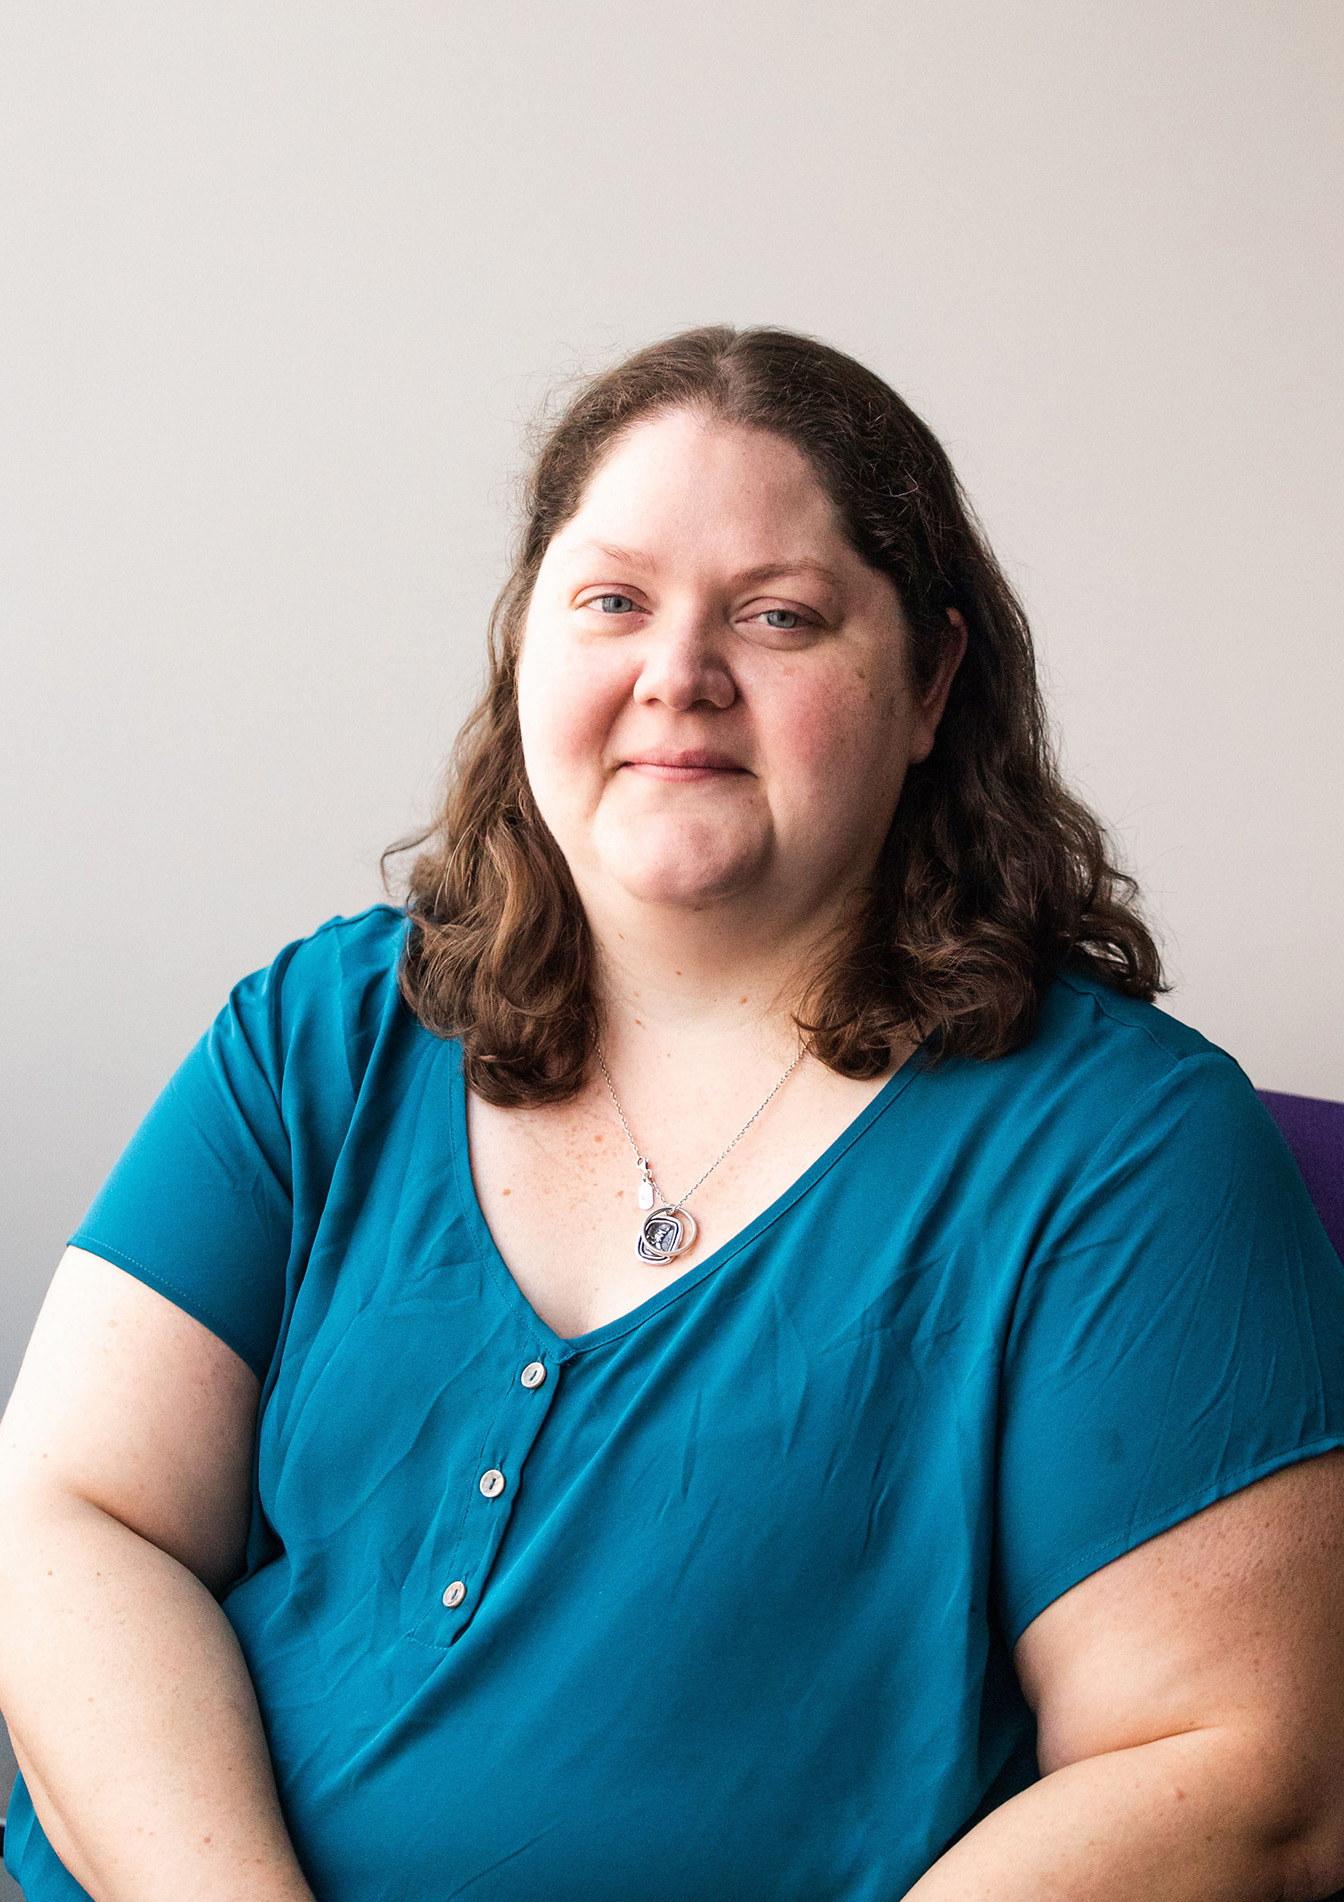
[625,880,753,911]
[598,824,764,909]
[613,854,761,909]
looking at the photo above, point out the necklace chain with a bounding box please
[595,1040,805,1212]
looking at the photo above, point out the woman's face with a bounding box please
[517,407,961,934]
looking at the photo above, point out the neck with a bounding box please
[588,888,848,1074]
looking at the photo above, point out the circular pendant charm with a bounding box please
[636,1204,698,1264]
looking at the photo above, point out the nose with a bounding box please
[631,605,736,713]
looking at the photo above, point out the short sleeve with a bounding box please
[996,1050,1344,1645]
[70,948,302,1380]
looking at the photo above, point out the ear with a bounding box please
[907,608,968,763]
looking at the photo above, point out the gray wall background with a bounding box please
[1,11,1342,1857]
[4,3,1343,1392]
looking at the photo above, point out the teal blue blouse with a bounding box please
[9,906,1344,1901]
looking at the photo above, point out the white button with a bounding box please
[520,1361,547,1389]
[442,1580,467,1608]
[479,1467,506,1498]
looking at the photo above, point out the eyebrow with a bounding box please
[567,541,844,590]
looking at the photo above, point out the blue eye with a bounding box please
[760,609,802,629]
[593,593,636,614]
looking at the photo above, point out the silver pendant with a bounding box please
[638,1171,655,1211]
[636,1205,698,1264]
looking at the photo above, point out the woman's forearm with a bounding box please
[0,1488,314,1902]
[905,1726,1335,1902]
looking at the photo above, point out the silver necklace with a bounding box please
[595,1041,806,1265]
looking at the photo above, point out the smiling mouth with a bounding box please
[620,750,749,781]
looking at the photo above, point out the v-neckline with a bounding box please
[447,1041,928,1359]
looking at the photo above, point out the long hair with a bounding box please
[389,325,1163,1106]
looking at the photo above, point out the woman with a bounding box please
[3,326,1344,1902]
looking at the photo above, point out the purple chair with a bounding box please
[1258,1089,1344,1264]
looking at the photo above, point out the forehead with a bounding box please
[550,408,849,565]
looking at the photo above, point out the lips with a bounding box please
[620,750,748,780]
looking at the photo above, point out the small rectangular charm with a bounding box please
[638,1175,655,1210]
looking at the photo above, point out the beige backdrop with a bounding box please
[3,1,1343,1431]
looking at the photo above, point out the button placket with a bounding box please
[410,1348,561,1648]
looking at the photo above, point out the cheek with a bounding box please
[517,633,625,783]
[763,660,908,786]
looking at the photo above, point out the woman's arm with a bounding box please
[905,1451,1344,1901]
[0,1247,315,1902]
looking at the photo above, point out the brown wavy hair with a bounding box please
[389,325,1163,1106]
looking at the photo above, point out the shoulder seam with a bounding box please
[303,903,405,944]
[1054,971,1221,1069]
